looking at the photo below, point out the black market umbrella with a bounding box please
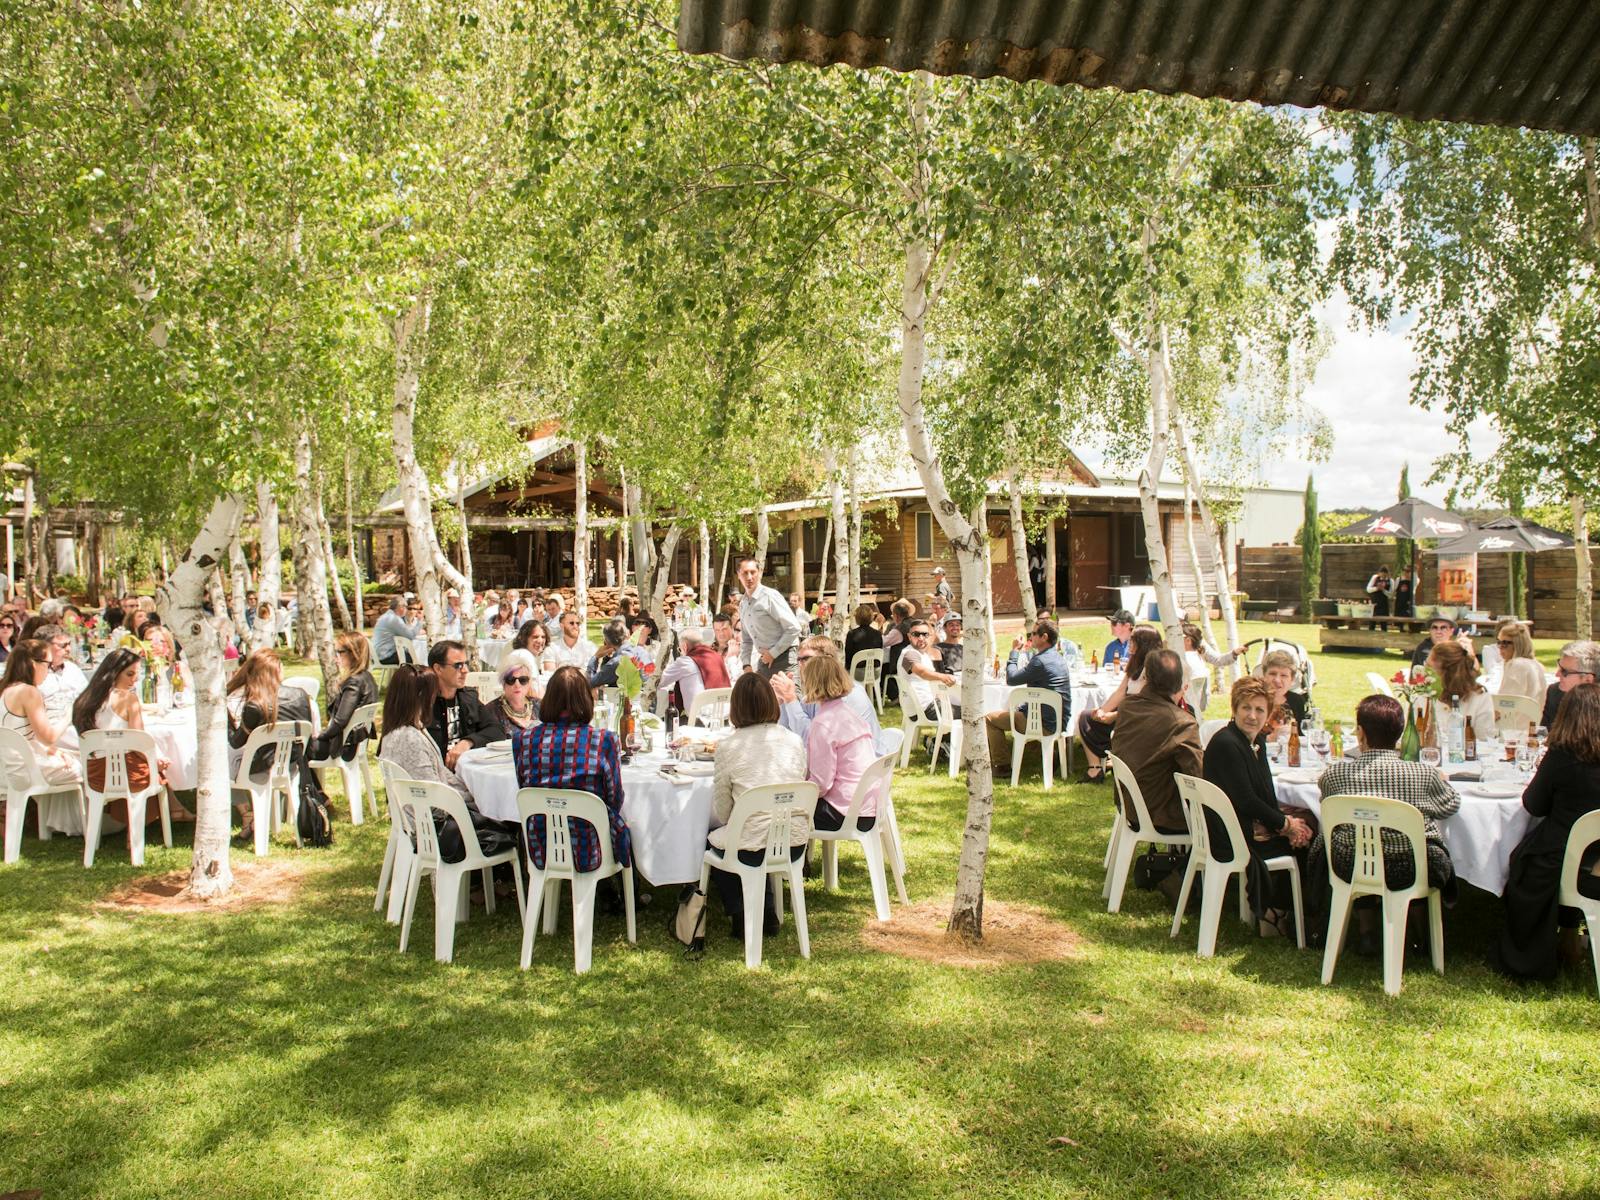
[1331,498,1472,541]
[1430,516,1575,556]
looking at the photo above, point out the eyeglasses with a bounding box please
[910,630,931,638]
[445,661,468,672]
[1496,640,1515,648]
[505,674,530,685]
[1557,666,1594,679]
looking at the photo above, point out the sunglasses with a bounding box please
[505,674,530,685]
[446,661,468,672]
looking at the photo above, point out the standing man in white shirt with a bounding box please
[546,609,597,670]
[36,623,88,727]
[736,555,805,679]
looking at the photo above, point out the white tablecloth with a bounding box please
[41,706,200,835]
[1273,764,1535,894]
[981,669,1118,726]
[455,745,715,886]
[477,639,510,670]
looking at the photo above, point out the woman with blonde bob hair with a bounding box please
[801,653,879,835]
[1494,620,1544,701]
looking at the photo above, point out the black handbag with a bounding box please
[296,774,333,848]
[1132,847,1187,890]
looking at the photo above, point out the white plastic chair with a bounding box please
[812,752,906,920]
[230,721,310,856]
[700,781,816,969]
[1171,774,1304,955]
[1005,686,1070,789]
[395,636,428,666]
[851,649,885,713]
[516,787,635,973]
[0,727,84,865]
[1557,808,1600,998]
[466,671,501,704]
[78,729,171,868]
[687,686,732,729]
[1492,693,1542,737]
[309,701,379,826]
[376,756,415,922]
[395,778,525,963]
[1103,752,1193,913]
[284,676,322,739]
[1319,794,1444,996]
[1199,718,1229,748]
[1366,671,1395,699]
[899,683,960,778]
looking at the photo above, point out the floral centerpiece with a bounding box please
[128,636,170,705]
[1389,666,1439,761]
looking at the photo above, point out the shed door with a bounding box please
[1071,516,1111,610]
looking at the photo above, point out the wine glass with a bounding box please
[1419,747,1442,771]
[1515,745,1537,776]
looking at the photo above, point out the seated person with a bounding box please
[586,619,629,692]
[1077,627,1164,782]
[547,609,598,671]
[1308,694,1460,949]
[378,665,516,862]
[984,620,1072,772]
[773,635,885,752]
[657,627,730,717]
[225,650,315,840]
[371,596,420,666]
[1203,676,1314,937]
[1427,640,1495,735]
[1109,648,1201,845]
[1543,641,1600,729]
[803,653,880,833]
[707,612,742,682]
[932,613,965,675]
[1411,615,1468,671]
[707,673,808,937]
[488,649,541,737]
[1103,610,1135,667]
[896,619,956,720]
[486,596,519,639]
[843,603,884,671]
[1,639,82,788]
[309,631,379,762]
[425,640,502,769]
[511,665,631,882]
[35,622,90,726]
[511,618,552,683]
[1493,620,1545,702]
[1497,682,1600,980]
[1259,649,1309,737]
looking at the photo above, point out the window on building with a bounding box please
[915,511,933,559]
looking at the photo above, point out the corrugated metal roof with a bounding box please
[677,0,1600,137]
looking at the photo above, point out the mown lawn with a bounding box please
[1,621,1595,1199]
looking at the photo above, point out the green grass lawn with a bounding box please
[1,622,1595,1199]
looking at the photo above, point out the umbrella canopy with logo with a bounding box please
[1430,516,1574,556]
[1330,498,1472,541]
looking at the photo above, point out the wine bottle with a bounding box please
[1463,714,1477,762]
[1287,722,1301,768]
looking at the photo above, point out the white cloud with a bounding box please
[1261,287,1499,510]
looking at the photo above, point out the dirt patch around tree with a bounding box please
[861,898,1086,968]
[96,860,312,914]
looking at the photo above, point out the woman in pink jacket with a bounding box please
[801,653,880,832]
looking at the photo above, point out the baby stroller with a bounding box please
[1241,637,1317,697]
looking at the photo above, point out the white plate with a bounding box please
[1274,768,1321,786]
[1468,780,1527,799]
[670,761,715,778]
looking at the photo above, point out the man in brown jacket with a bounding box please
[1111,648,1202,834]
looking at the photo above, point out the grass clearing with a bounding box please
[1,621,1595,1199]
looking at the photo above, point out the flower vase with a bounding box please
[1400,702,1422,762]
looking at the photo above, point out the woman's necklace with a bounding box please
[502,697,534,722]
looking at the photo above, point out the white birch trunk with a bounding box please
[322,502,351,631]
[228,534,249,646]
[1171,410,1242,679]
[754,508,770,576]
[1182,475,1216,645]
[292,427,339,686]
[1135,303,1184,650]
[716,541,730,611]
[829,452,850,642]
[896,75,993,940]
[1006,469,1037,627]
[698,519,711,611]
[1574,491,1593,636]
[343,427,364,634]
[390,296,469,640]
[617,465,631,595]
[815,515,832,602]
[157,494,244,899]
[849,448,862,615]
[574,442,590,620]
[251,480,281,654]
[454,476,478,667]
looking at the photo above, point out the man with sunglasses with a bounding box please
[35,622,89,725]
[897,620,957,720]
[426,640,502,769]
[1410,614,1471,671]
[1543,640,1600,728]
[984,620,1072,770]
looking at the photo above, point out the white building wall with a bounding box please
[1236,488,1303,547]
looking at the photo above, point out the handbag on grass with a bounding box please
[668,883,706,953]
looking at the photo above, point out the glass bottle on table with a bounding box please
[1286,721,1301,768]
[1463,714,1477,762]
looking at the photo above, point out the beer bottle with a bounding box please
[1287,722,1301,768]
[1463,715,1477,762]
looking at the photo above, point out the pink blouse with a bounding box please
[806,698,879,817]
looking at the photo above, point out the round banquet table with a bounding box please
[455,743,715,887]
[1272,758,1535,895]
[41,705,200,836]
[980,667,1118,722]
[477,639,510,670]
